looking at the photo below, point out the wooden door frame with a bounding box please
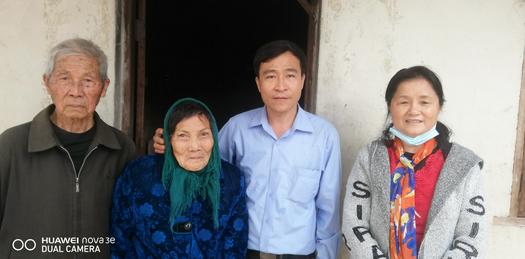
[511,47,525,218]
[298,0,322,113]
[116,0,146,154]
[117,0,322,154]
[114,0,134,136]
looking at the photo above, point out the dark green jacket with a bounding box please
[0,105,136,259]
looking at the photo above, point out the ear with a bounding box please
[255,76,261,93]
[300,73,305,90]
[43,74,51,94]
[100,79,110,97]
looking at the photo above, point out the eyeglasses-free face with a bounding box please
[389,78,441,138]
[44,54,109,130]
[170,114,214,172]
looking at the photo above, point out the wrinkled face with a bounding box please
[171,114,214,172]
[389,78,441,137]
[44,54,109,121]
[255,51,305,116]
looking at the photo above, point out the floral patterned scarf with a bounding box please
[389,137,437,258]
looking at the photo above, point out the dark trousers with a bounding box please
[246,249,316,259]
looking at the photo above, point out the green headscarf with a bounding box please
[162,98,221,228]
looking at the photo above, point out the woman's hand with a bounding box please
[153,128,165,154]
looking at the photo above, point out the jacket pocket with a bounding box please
[288,168,321,203]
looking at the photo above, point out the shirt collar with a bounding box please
[248,105,314,135]
[291,105,314,134]
[28,104,123,152]
[248,107,266,128]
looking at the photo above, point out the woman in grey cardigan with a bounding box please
[342,66,485,259]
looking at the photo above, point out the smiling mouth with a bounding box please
[405,119,423,124]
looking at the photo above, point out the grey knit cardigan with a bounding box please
[342,140,486,259]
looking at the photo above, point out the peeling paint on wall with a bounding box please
[97,2,111,47]
[0,1,117,131]
[43,0,67,44]
[319,1,525,258]
[383,41,393,72]
[378,0,401,24]
[328,0,342,15]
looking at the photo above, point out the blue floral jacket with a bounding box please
[111,155,248,258]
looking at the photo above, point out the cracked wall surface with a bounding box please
[0,0,116,131]
[318,1,525,258]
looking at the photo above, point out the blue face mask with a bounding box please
[389,125,439,146]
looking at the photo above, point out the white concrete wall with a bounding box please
[317,0,525,258]
[0,0,116,132]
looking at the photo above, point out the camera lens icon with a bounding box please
[12,239,36,251]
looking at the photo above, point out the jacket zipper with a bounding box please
[59,145,99,192]
[58,145,99,259]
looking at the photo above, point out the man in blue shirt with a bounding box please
[154,40,341,258]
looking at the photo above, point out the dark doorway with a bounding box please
[127,0,320,154]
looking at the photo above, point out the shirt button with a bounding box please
[184,222,192,231]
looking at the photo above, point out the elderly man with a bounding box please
[0,38,135,259]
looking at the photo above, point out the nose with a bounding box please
[274,75,287,92]
[68,80,84,97]
[408,103,420,115]
[188,137,201,151]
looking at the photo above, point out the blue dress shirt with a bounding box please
[111,155,248,258]
[218,106,341,258]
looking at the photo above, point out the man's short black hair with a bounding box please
[253,40,307,77]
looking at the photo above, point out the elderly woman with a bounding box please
[111,98,248,258]
[342,66,486,258]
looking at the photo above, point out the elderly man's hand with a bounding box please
[153,128,165,154]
